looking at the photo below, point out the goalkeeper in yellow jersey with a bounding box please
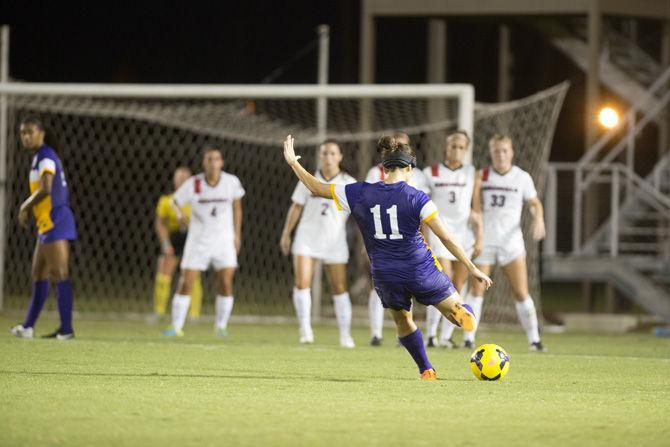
[152,167,203,320]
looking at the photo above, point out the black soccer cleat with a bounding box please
[426,336,437,348]
[529,341,547,352]
[462,340,474,350]
[370,336,382,347]
[42,329,75,340]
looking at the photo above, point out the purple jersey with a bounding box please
[332,181,441,283]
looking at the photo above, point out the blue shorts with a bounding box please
[373,268,457,311]
[38,207,77,244]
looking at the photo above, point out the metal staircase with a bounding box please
[549,18,664,110]
[543,65,670,323]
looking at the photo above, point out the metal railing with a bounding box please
[545,162,670,257]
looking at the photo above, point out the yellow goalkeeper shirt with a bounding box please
[155,194,191,234]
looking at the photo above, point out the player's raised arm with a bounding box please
[424,214,492,289]
[283,135,331,199]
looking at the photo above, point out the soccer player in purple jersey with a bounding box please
[283,134,492,379]
[10,116,77,340]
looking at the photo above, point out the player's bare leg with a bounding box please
[12,241,49,339]
[426,259,453,347]
[214,267,236,336]
[163,268,200,336]
[433,291,476,332]
[461,263,491,348]
[325,263,354,348]
[38,241,74,339]
[435,260,470,347]
[391,309,436,380]
[502,255,544,351]
[293,255,315,343]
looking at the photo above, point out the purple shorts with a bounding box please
[373,268,457,311]
[38,207,77,244]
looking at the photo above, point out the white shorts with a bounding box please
[181,235,238,271]
[474,232,526,266]
[292,238,349,265]
[428,229,474,262]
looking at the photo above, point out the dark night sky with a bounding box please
[4,1,656,163]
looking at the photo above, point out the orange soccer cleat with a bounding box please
[420,368,438,380]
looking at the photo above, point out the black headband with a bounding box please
[382,151,417,169]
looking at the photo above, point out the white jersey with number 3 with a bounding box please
[481,165,537,247]
[291,171,356,262]
[173,171,245,241]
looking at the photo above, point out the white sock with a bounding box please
[215,295,234,330]
[368,289,384,338]
[425,306,441,338]
[462,295,484,342]
[333,292,352,339]
[171,294,191,330]
[439,318,456,342]
[292,287,312,334]
[515,296,540,343]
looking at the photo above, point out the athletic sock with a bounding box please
[439,318,456,342]
[515,296,541,343]
[153,273,172,316]
[189,276,203,318]
[462,295,484,342]
[23,280,49,329]
[332,292,352,339]
[368,289,384,339]
[171,294,191,331]
[215,295,234,330]
[425,306,441,338]
[398,328,433,373]
[292,287,312,334]
[55,280,74,334]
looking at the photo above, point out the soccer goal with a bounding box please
[0,81,567,326]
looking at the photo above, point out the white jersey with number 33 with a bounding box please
[481,165,537,246]
[173,171,245,241]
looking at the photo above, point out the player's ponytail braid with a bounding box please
[377,135,416,170]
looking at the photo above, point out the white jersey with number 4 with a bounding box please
[173,171,245,270]
[365,164,430,194]
[480,165,537,247]
[291,171,356,263]
[423,163,476,259]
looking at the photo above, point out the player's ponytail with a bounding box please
[377,135,416,170]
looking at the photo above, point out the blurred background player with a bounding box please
[10,116,77,340]
[423,130,483,348]
[280,139,357,347]
[283,134,491,379]
[365,131,430,346]
[152,166,203,321]
[466,135,547,352]
[162,147,244,337]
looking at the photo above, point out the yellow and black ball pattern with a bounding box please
[470,344,510,381]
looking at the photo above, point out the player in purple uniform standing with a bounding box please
[10,116,77,340]
[283,134,492,379]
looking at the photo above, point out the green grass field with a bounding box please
[1,315,669,447]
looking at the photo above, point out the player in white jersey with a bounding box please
[466,135,547,352]
[423,130,483,348]
[365,131,430,346]
[280,140,357,347]
[162,147,245,337]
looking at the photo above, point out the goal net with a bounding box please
[0,82,567,326]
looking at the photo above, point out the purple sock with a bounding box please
[55,280,74,333]
[398,328,433,373]
[23,280,50,328]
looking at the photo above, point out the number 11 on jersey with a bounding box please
[370,204,403,240]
